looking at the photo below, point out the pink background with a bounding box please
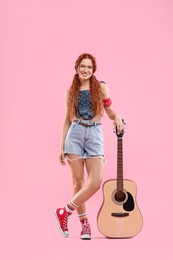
[1,0,173,259]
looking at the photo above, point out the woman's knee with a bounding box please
[73,178,84,191]
[93,181,102,191]
[88,179,102,193]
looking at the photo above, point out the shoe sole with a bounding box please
[80,234,91,240]
[54,210,69,238]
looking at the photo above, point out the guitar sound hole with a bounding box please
[114,191,126,202]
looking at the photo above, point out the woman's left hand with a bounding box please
[113,115,125,135]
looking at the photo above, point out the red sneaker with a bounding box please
[80,220,91,240]
[54,208,71,238]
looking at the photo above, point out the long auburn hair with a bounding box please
[68,53,103,120]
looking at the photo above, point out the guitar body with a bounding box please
[97,179,143,238]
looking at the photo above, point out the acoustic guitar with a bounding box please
[97,122,143,238]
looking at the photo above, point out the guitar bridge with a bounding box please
[111,213,129,217]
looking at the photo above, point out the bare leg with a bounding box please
[67,154,86,215]
[69,157,104,206]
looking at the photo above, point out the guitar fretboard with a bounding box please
[117,138,123,191]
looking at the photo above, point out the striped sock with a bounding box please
[66,200,79,213]
[78,213,88,223]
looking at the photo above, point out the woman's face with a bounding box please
[77,58,93,81]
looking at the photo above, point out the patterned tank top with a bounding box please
[76,90,95,120]
[76,81,106,120]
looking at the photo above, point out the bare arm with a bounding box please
[100,82,124,134]
[59,90,71,165]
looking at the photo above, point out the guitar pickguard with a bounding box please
[123,192,134,211]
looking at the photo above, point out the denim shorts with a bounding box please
[64,120,104,161]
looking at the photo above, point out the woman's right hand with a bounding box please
[58,151,66,166]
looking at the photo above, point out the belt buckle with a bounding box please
[83,120,89,126]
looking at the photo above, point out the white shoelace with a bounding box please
[82,221,90,234]
[62,213,69,229]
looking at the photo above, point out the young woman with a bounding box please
[55,53,124,240]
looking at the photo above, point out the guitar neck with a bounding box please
[117,138,123,191]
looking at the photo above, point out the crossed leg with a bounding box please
[67,154,86,215]
[67,154,104,208]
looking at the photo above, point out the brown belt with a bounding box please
[73,119,101,127]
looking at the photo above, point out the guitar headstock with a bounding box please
[114,119,126,138]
